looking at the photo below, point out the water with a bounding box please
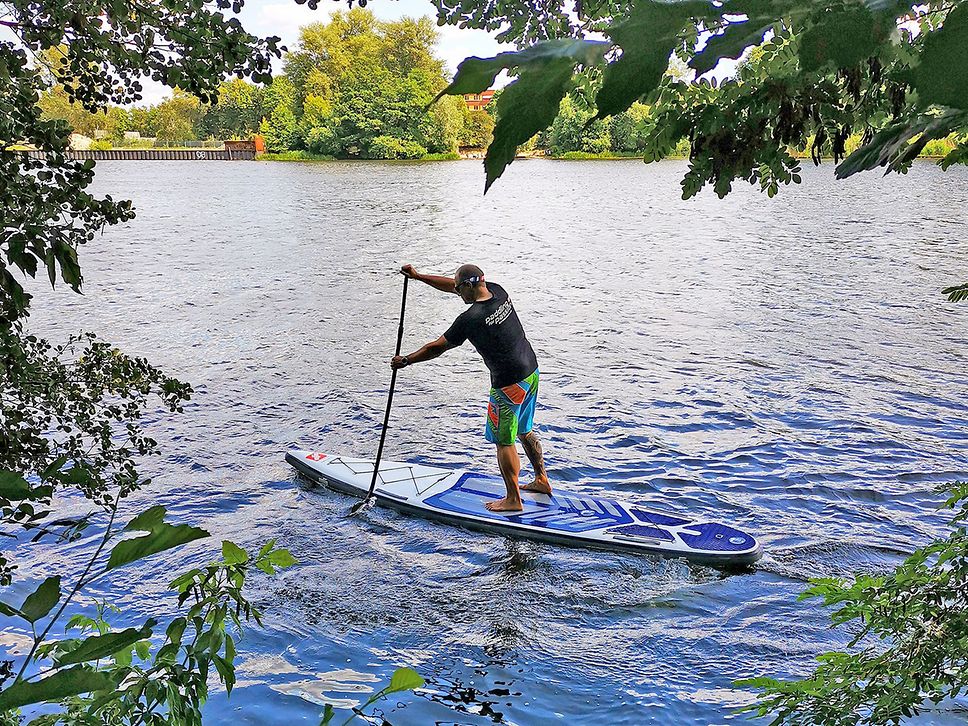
[10,158,968,724]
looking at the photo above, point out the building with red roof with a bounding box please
[463,90,495,110]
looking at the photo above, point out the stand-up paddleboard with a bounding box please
[286,451,763,567]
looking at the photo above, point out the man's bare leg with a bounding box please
[518,430,551,494]
[485,443,523,512]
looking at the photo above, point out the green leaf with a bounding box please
[594,0,706,120]
[20,576,61,623]
[212,653,236,695]
[166,617,188,646]
[0,601,23,618]
[107,506,209,570]
[0,470,31,501]
[135,639,151,661]
[437,39,607,99]
[913,3,968,110]
[386,667,424,694]
[57,620,156,666]
[222,540,248,565]
[258,538,276,558]
[485,60,575,192]
[798,5,885,73]
[267,549,297,569]
[122,506,166,532]
[0,666,113,710]
[224,633,236,664]
[942,283,968,302]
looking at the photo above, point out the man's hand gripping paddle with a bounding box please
[349,273,409,515]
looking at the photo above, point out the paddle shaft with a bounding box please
[356,274,408,509]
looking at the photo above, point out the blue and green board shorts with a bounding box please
[485,369,539,445]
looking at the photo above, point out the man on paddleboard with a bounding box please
[390,264,550,512]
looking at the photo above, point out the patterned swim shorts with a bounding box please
[485,369,539,446]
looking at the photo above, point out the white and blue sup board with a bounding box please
[286,451,763,567]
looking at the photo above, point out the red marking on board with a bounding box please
[306,452,327,461]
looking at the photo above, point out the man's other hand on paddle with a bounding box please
[390,336,455,370]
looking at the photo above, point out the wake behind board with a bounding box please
[286,451,763,567]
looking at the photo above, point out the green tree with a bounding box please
[37,87,132,142]
[609,103,650,152]
[202,79,264,139]
[260,103,300,152]
[283,9,380,110]
[153,90,204,145]
[128,106,160,137]
[548,95,610,154]
[424,94,465,153]
[278,10,457,158]
[459,109,495,148]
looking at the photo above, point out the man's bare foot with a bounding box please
[485,496,523,512]
[520,478,552,495]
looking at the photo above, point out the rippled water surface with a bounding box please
[14,159,968,724]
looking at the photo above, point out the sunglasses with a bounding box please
[456,276,482,290]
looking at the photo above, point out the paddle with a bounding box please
[349,273,409,515]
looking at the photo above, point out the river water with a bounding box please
[11,158,968,724]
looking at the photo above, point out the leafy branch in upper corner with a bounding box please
[736,482,968,725]
[435,0,968,196]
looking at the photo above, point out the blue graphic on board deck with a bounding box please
[424,474,634,533]
[677,522,756,552]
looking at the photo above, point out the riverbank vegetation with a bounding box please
[739,483,968,725]
[34,7,965,168]
[35,10,490,161]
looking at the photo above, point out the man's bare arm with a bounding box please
[391,336,456,369]
[401,264,456,294]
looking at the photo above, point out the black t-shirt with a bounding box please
[443,282,538,388]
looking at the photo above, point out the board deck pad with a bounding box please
[286,451,762,566]
[425,474,634,532]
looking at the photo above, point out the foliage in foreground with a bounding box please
[0,523,295,723]
[437,0,968,194]
[738,483,968,725]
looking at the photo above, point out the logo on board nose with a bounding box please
[306,452,327,461]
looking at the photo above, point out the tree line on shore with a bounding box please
[33,8,680,159]
[38,9,960,163]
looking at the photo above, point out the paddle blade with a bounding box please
[348,497,374,517]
